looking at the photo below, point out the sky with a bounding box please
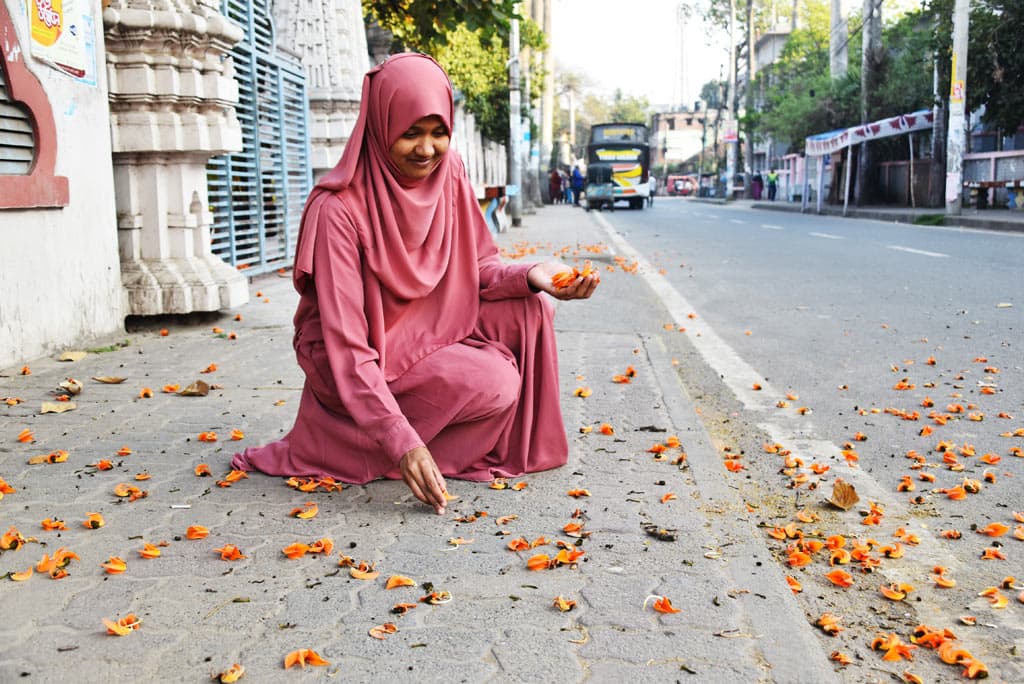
[550,0,729,110]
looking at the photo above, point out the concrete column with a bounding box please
[105,0,249,316]
[272,0,369,180]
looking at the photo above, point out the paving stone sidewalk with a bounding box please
[0,206,836,683]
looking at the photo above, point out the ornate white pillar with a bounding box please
[104,0,249,316]
[272,0,369,180]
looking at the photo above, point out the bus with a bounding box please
[586,123,651,209]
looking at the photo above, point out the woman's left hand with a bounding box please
[527,262,600,301]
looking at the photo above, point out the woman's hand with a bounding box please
[399,446,448,515]
[527,262,599,300]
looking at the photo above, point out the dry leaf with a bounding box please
[178,380,210,397]
[57,351,87,362]
[92,376,126,384]
[41,401,76,414]
[826,478,859,510]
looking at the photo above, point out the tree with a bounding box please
[362,1,546,146]
[362,0,519,52]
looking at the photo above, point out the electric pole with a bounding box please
[725,0,737,199]
[945,0,969,216]
[509,9,522,227]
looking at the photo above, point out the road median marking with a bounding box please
[809,231,844,240]
[886,244,949,258]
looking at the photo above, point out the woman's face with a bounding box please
[389,115,450,180]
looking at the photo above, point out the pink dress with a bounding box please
[231,188,568,484]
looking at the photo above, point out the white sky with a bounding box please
[551,0,729,109]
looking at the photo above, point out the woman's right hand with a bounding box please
[399,446,448,515]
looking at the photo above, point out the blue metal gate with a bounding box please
[207,0,311,275]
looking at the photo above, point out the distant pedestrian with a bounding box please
[647,174,657,207]
[751,172,763,200]
[571,165,584,206]
[562,171,573,205]
[766,169,779,201]
[548,168,563,204]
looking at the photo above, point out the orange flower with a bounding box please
[385,575,416,590]
[215,664,245,683]
[138,543,161,559]
[562,521,585,537]
[785,576,802,593]
[567,488,591,498]
[9,567,33,581]
[0,478,15,495]
[101,556,128,574]
[871,633,917,661]
[16,429,34,443]
[507,537,530,552]
[185,525,209,540]
[880,583,914,601]
[83,512,105,529]
[41,518,66,531]
[289,501,318,519]
[1,526,27,550]
[660,492,677,503]
[980,547,1007,561]
[553,595,577,612]
[161,384,180,393]
[977,522,1009,537]
[825,569,854,588]
[139,387,153,398]
[527,553,551,571]
[103,614,141,636]
[816,612,843,636]
[283,649,329,669]
[230,429,245,441]
[723,459,745,472]
[19,366,31,375]
[213,544,246,561]
[159,329,169,336]
[282,543,310,560]
[391,602,418,615]
[830,651,852,666]
[116,446,133,457]
[348,561,379,580]
[368,622,398,640]
[200,363,218,374]
[644,595,681,614]
[198,431,218,442]
[308,538,333,555]
[599,423,614,435]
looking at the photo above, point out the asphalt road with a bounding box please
[592,198,1023,682]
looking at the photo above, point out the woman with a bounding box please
[232,54,598,515]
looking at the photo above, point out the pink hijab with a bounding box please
[294,53,460,299]
[293,53,486,380]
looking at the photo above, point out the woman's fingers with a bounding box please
[400,447,446,515]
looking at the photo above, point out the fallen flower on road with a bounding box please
[186,525,209,540]
[283,649,329,669]
[385,575,416,590]
[643,595,681,614]
[83,512,105,529]
[213,544,246,561]
[825,569,854,588]
[289,502,318,519]
[215,663,245,683]
[368,623,398,640]
[104,614,141,636]
[101,557,127,574]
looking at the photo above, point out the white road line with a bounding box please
[761,224,785,230]
[886,244,950,258]
[809,232,844,240]
[730,219,746,225]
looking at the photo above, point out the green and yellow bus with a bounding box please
[586,123,651,210]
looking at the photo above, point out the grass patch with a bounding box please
[913,214,945,226]
[88,339,131,353]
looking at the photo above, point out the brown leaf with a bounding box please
[57,351,87,362]
[178,380,210,397]
[92,376,126,384]
[41,401,76,414]
[826,478,859,511]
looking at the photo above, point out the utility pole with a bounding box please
[508,8,522,227]
[724,0,737,200]
[945,0,969,216]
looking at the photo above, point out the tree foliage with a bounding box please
[361,1,546,145]
[362,0,519,52]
